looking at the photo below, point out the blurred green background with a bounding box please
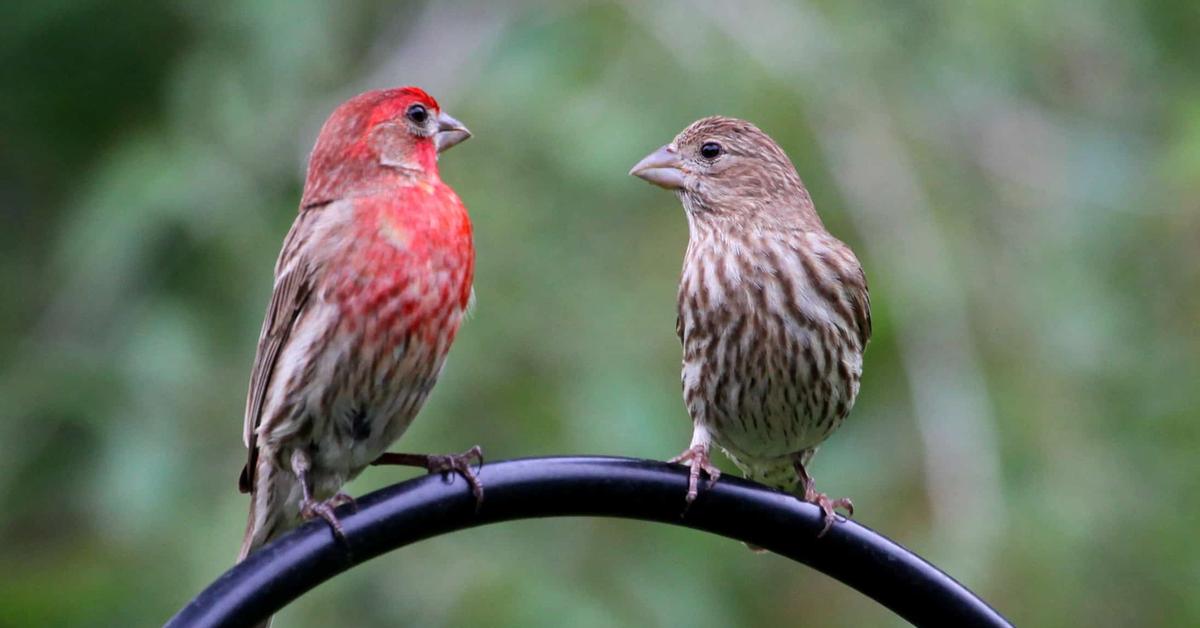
[2,1,1198,626]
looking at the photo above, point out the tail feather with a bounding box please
[237,498,279,562]
[238,460,284,628]
[237,466,283,562]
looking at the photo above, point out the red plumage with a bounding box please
[238,87,477,575]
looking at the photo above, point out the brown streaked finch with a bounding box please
[238,87,482,572]
[630,117,871,536]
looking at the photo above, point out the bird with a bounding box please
[238,86,482,570]
[629,116,871,536]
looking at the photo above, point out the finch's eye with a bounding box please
[406,103,429,124]
[700,142,722,159]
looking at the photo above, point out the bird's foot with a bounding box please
[300,495,353,545]
[373,445,485,511]
[669,444,722,505]
[328,491,358,512]
[803,485,854,537]
[424,446,486,507]
[292,450,355,547]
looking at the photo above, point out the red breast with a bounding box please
[333,184,473,350]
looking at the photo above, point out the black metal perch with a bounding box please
[166,456,1011,627]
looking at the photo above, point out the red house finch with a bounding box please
[238,87,480,564]
[630,117,871,535]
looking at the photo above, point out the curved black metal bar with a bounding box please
[167,456,1012,628]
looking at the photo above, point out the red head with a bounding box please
[301,87,471,208]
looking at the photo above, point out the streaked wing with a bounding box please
[239,211,320,492]
[852,266,872,346]
[837,247,871,347]
[816,232,872,349]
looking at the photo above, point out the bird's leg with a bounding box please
[372,445,485,510]
[793,456,853,537]
[669,425,722,504]
[292,450,351,544]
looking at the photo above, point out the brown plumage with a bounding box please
[630,116,871,535]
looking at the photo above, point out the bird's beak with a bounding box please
[435,111,471,153]
[629,144,685,190]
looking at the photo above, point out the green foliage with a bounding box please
[2,1,1197,626]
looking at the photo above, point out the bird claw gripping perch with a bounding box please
[796,461,853,537]
[299,491,357,547]
[372,445,486,511]
[808,491,854,537]
[669,443,722,507]
[292,450,357,548]
[300,498,343,543]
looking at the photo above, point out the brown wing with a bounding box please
[238,212,320,493]
[849,264,872,348]
[814,231,872,350]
